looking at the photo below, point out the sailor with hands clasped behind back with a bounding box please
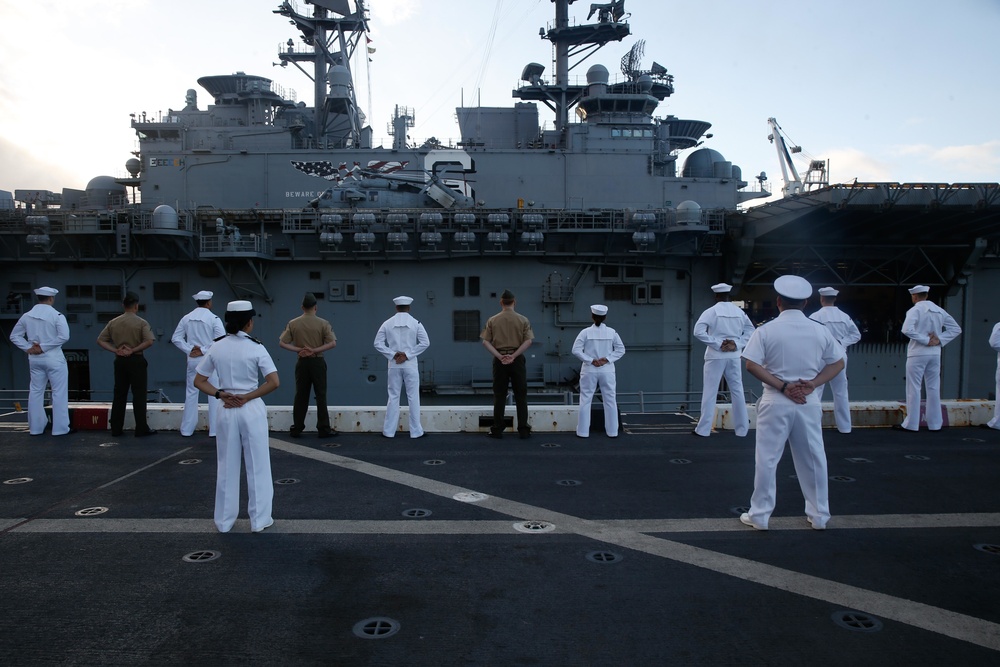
[693,282,755,437]
[194,300,280,534]
[739,275,845,532]
[897,285,962,431]
[171,290,225,437]
[279,292,338,438]
[572,304,626,438]
[9,286,72,436]
[373,295,430,438]
[809,287,862,433]
[987,321,1000,430]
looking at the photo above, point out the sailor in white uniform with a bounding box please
[740,276,844,531]
[171,290,225,437]
[373,296,430,438]
[194,300,280,533]
[809,287,862,433]
[693,283,755,437]
[898,285,962,431]
[572,304,626,437]
[988,321,1000,430]
[9,286,71,436]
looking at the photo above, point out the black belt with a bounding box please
[496,348,517,354]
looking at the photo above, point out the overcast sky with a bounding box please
[1,0,998,199]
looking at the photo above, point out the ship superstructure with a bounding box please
[3,0,999,410]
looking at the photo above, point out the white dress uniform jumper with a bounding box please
[809,301,861,433]
[572,310,626,437]
[196,331,277,533]
[692,299,755,437]
[171,297,225,437]
[373,303,430,438]
[9,293,71,435]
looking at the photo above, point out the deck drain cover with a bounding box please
[556,479,582,486]
[321,442,341,448]
[422,459,445,466]
[904,454,930,461]
[4,477,33,485]
[98,442,118,448]
[830,475,856,482]
[962,437,985,443]
[586,551,623,564]
[845,457,872,463]
[832,610,883,632]
[730,506,750,515]
[353,617,400,640]
[183,550,221,563]
[453,492,488,503]
[974,543,1000,555]
[75,507,108,516]
[669,458,692,465]
[513,520,555,533]
[178,459,202,465]
[402,508,432,518]
[275,478,300,485]
[541,442,561,448]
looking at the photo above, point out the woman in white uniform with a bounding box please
[572,304,626,437]
[194,300,280,533]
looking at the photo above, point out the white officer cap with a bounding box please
[590,304,608,315]
[227,300,254,312]
[818,287,839,297]
[710,283,732,293]
[193,290,213,300]
[34,286,58,296]
[393,296,414,306]
[774,275,812,300]
[908,285,930,294]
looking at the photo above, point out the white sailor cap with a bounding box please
[193,290,213,300]
[908,285,930,294]
[818,287,839,297]
[774,275,812,300]
[591,304,608,316]
[710,283,732,294]
[34,286,58,297]
[227,300,254,312]
[393,295,414,306]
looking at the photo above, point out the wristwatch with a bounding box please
[214,390,222,399]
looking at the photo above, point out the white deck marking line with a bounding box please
[269,438,1000,652]
[94,447,194,490]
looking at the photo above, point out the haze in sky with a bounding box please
[1,0,998,199]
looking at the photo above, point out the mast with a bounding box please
[275,0,370,148]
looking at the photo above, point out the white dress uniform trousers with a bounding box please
[989,323,1000,429]
[809,306,861,433]
[172,308,225,436]
[374,312,430,438]
[693,302,756,436]
[10,304,71,435]
[900,301,962,431]
[196,332,277,532]
[741,310,843,529]
[572,324,626,437]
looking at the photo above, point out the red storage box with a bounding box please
[70,406,110,430]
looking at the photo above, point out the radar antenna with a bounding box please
[621,40,645,80]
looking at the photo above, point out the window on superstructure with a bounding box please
[453,310,480,342]
[603,285,632,301]
[66,285,94,298]
[153,282,181,301]
[453,277,465,297]
[95,285,123,301]
[648,283,663,304]
[468,276,480,297]
[597,265,621,283]
[97,312,119,323]
[624,266,644,282]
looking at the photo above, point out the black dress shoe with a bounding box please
[518,430,531,440]
[111,431,123,437]
[288,430,302,438]
[485,431,503,439]
[135,429,158,437]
